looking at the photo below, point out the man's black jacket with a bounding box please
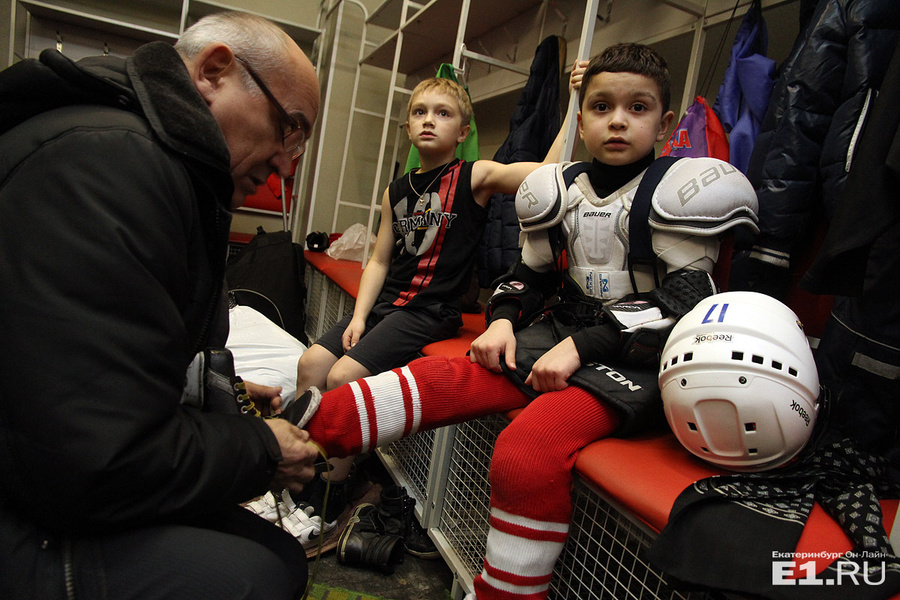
[0,43,282,543]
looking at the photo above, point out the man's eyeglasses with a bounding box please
[234,55,308,160]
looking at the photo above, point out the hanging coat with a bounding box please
[477,35,563,288]
[712,0,776,174]
[734,0,900,283]
[660,96,729,161]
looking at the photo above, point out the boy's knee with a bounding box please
[325,359,370,391]
[492,421,568,482]
[491,426,537,478]
[325,372,343,391]
[296,345,336,389]
[295,353,312,385]
[296,353,313,376]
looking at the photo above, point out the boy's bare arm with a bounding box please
[469,60,586,206]
[469,108,573,204]
[342,191,394,350]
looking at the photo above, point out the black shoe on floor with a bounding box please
[337,504,405,574]
[404,519,441,560]
[379,485,440,559]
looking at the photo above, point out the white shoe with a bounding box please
[243,491,284,523]
[279,503,336,549]
[243,488,307,523]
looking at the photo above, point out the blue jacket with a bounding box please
[712,0,776,174]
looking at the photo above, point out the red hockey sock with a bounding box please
[473,386,620,600]
[305,355,531,457]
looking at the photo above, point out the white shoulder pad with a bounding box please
[516,163,569,233]
[649,157,759,236]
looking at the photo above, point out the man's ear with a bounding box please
[577,111,584,139]
[191,44,237,104]
[656,110,676,142]
[457,123,471,144]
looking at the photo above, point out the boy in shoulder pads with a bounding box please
[293,43,758,598]
[289,76,573,523]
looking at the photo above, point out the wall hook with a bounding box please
[457,51,469,85]
[476,40,493,74]
[501,27,518,64]
[597,0,613,24]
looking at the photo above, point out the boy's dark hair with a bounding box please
[578,43,671,113]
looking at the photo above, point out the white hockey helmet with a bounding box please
[658,291,820,472]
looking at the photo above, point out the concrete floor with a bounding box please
[310,544,455,599]
[307,457,457,600]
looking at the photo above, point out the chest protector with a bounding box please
[516,158,758,302]
[565,166,645,300]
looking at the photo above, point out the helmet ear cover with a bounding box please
[658,291,820,472]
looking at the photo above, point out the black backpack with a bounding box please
[225,227,309,347]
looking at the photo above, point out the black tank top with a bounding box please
[381,159,485,308]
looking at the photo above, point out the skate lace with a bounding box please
[233,378,261,417]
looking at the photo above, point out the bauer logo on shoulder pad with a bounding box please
[677,162,738,207]
[650,157,759,238]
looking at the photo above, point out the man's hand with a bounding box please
[525,336,581,393]
[244,380,283,416]
[264,419,318,494]
[470,319,517,372]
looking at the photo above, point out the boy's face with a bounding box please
[406,90,470,158]
[577,71,674,166]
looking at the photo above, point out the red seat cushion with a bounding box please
[422,312,485,357]
[575,431,721,532]
[305,251,363,297]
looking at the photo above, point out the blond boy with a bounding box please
[291,76,573,522]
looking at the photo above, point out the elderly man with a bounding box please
[0,12,320,600]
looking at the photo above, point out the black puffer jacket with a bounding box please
[733,0,900,290]
[478,35,563,288]
[0,42,282,593]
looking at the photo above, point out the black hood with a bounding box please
[0,42,231,193]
